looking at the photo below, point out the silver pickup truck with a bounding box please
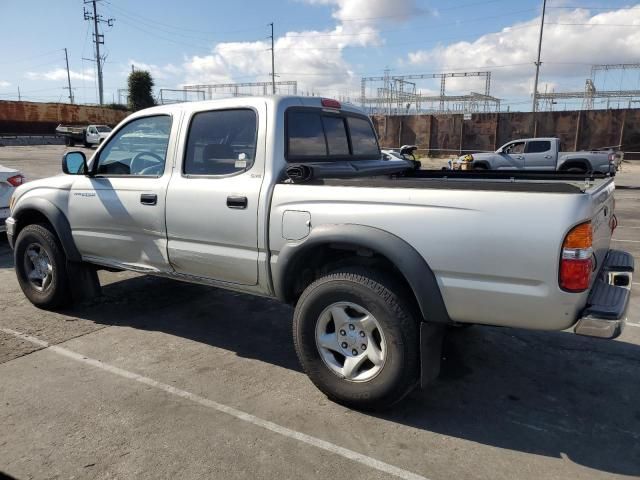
[5,96,634,410]
[457,137,622,173]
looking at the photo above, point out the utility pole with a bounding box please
[532,0,547,113]
[268,22,276,95]
[17,86,21,101]
[64,48,74,104]
[84,0,114,105]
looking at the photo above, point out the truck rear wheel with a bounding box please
[14,223,71,310]
[293,268,419,410]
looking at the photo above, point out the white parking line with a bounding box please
[0,328,427,480]
[628,322,640,328]
[611,239,640,243]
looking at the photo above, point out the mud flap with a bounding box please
[420,322,445,388]
[67,261,102,303]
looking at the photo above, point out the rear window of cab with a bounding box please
[286,108,380,161]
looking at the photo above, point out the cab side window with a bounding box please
[184,109,257,176]
[505,142,525,154]
[525,141,551,153]
[96,115,172,176]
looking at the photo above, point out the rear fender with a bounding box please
[272,224,451,325]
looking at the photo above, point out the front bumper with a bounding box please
[574,249,634,339]
[4,216,15,247]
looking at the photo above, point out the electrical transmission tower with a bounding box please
[84,0,114,105]
[360,71,498,115]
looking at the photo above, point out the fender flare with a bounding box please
[12,197,82,262]
[272,224,451,324]
[557,157,591,171]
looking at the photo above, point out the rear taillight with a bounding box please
[608,153,616,163]
[560,221,593,292]
[6,174,25,187]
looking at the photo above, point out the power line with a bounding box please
[103,0,263,36]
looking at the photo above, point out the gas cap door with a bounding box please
[282,210,311,240]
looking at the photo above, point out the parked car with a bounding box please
[454,137,622,173]
[0,166,25,233]
[56,124,112,148]
[5,97,634,410]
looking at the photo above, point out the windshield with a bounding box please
[96,126,112,133]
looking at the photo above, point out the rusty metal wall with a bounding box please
[373,108,640,156]
[0,101,130,135]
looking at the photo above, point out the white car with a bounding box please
[1,166,25,232]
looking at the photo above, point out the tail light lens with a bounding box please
[6,174,25,187]
[560,221,593,292]
[321,98,341,109]
[608,153,616,163]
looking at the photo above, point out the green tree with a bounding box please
[127,70,155,111]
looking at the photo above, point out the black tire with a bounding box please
[66,137,74,147]
[83,141,91,148]
[565,167,588,174]
[472,163,488,170]
[293,268,420,410]
[14,223,71,310]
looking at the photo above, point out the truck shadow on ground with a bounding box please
[15,271,640,477]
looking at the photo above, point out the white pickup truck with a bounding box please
[5,96,634,410]
[456,137,622,173]
[56,124,112,148]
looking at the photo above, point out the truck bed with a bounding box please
[271,168,616,331]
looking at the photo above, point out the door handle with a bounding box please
[544,155,553,159]
[227,196,248,209]
[140,193,157,206]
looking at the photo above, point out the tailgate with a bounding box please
[589,180,616,275]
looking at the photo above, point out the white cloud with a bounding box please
[26,68,94,82]
[182,0,422,93]
[0,80,10,88]
[405,6,640,98]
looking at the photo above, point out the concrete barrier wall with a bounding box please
[0,100,130,135]
[372,108,640,158]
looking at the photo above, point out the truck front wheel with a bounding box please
[293,268,419,410]
[14,223,71,310]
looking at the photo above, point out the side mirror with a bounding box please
[62,151,87,175]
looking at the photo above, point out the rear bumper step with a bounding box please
[603,250,634,290]
[574,249,634,339]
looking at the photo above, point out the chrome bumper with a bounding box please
[574,250,634,339]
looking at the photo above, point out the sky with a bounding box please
[0,0,639,111]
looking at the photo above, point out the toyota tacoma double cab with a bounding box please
[456,137,622,173]
[5,96,634,410]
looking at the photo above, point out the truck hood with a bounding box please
[99,132,110,139]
